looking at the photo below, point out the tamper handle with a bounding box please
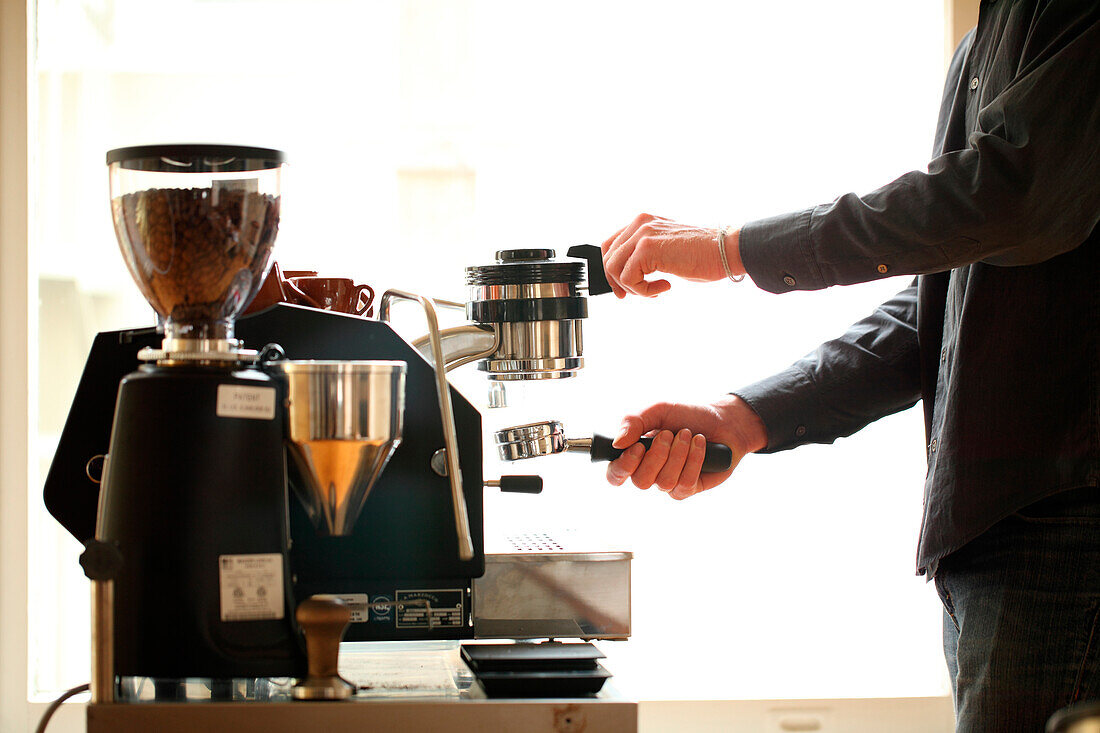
[292,595,355,700]
[590,434,734,473]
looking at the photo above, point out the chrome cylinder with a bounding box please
[90,579,115,703]
[469,281,581,301]
[479,319,583,380]
[465,249,588,381]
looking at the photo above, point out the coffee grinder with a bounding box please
[93,144,407,684]
[45,144,495,699]
[95,144,308,681]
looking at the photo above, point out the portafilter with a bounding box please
[495,420,734,473]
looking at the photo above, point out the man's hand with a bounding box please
[605,395,768,500]
[600,213,746,298]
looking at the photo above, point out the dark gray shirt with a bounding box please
[733,0,1100,576]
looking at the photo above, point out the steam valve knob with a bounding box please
[292,595,356,701]
[79,539,123,581]
[487,475,544,494]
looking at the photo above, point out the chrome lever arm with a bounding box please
[411,324,499,372]
[379,289,475,561]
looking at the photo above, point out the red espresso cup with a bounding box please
[289,277,375,316]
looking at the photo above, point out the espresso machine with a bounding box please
[43,144,634,715]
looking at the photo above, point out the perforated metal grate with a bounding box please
[506,532,564,552]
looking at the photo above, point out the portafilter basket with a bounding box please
[275,360,406,535]
[494,419,734,472]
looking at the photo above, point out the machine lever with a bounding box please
[566,244,614,296]
[379,289,476,561]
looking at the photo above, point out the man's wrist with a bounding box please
[715,393,769,454]
[724,228,747,279]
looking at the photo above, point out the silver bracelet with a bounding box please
[716,226,745,283]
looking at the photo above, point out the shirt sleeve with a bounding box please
[740,6,1100,293]
[733,283,920,452]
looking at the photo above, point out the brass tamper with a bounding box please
[292,595,356,700]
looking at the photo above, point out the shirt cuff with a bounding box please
[739,207,827,293]
[732,366,823,454]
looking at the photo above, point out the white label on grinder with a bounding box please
[218,553,285,621]
[211,178,259,205]
[216,385,275,420]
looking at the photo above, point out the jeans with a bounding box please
[934,486,1100,732]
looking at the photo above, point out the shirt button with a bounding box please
[969,77,979,91]
[930,438,938,453]
[783,275,797,287]
[876,264,888,274]
[941,349,947,364]
[795,426,807,438]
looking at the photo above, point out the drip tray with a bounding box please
[474,531,632,641]
[461,642,611,698]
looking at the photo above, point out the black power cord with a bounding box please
[35,683,90,733]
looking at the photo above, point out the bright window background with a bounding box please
[32,0,948,701]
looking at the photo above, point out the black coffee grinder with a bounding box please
[48,145,488,702]
[96,144,304,680]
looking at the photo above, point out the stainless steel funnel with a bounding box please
[276,360,406,535]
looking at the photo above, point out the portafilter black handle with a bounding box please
[566,244,614,296]
[589,434,734,473]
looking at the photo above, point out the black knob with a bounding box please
[79,540,123,581]
[496,249,556,263]
[497,475,544,494]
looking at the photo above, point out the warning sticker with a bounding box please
[218,553,285,622]
[216,385,276,420]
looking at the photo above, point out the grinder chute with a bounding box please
[275,360,407,536]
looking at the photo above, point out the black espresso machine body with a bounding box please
[44,304,485,680]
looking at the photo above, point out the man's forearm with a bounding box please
[733,283,921,452]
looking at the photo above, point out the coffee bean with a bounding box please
[112,187,280,337]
